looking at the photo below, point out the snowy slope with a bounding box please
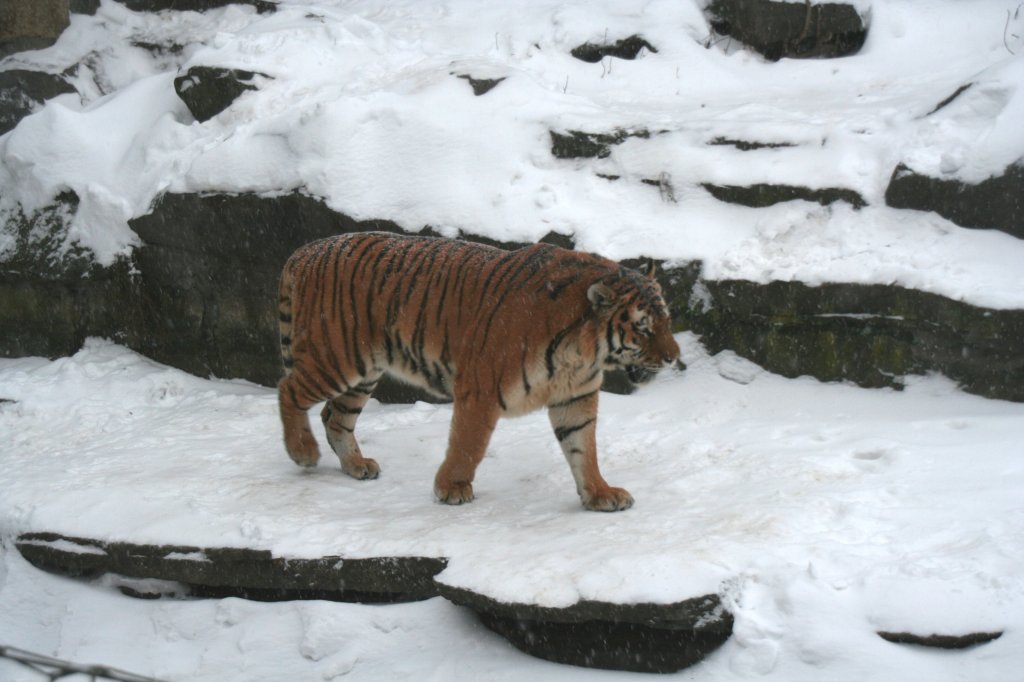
[1,338,1023,680]
[2,0,1024,306]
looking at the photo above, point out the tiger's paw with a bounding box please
[286,429,321,468]
[582,486,634,512]
[435,481,475,505]
[341,457,380,480]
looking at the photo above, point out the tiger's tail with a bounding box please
[278,259,295,376]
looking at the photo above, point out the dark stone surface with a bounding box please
[707,0,867,61]
[550,128,651,159]
[68,0,102,14]
[884,162,1024,239]
[16,532,446,603]
[127,192,412,392]
[660,264,1024,402]
[0,0,70,58]
[437,583,733,673]
[570,35,657,62]
[0,191,418,399]
[927,83,973,116]
[173,66,267,122]
[113,0,275,12]
[0,69,78,135]
[454,74,505,96]
[709,136,796,151]
[703,182,866,209]
[878,630,1003,649]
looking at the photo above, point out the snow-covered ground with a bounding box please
[2,0,1024,306]
[1,337,1023,680]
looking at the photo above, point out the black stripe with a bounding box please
[478,247,553,347]
[550,390,597,409]
[432,242,457,326]
[344,237,381,377]
[546,273,581,299]
[577,367,602,387]
[404,239,446,304]
[555,418,594,442]
[475,250,518,311]
[545,318,584,378]
[452,247,476,328]
[351,380,378,395]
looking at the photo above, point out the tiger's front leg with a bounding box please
[434,397,500,505]
[548,391,634,511]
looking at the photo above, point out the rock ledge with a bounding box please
[15,531,732,673]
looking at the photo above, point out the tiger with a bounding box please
[277,232,680,511]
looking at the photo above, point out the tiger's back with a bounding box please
[277,232,680,511]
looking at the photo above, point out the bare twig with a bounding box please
[0,645,165,682]
[1004,4,1022,55]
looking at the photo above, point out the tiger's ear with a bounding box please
[587,282,616,310]
[643,258,657,280]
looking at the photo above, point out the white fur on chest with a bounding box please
[502,341,603,417]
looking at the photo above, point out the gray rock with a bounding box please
[0,69,77,135]
[570,35,657,63]
[0,0,69,58]
[878,630,1002,649]
[702,181,866,209]
[659,264,1024,402]
[549,128,652,159]
[16,532,445,602]
[885,162,1024,239]
[708,136,797,151]
[113,0,274,12]
[127,192,410,391]
[454,74,505,96]
[706,0,867,61]
[173,66,268,122]
[68,0,101,15]
[437,583,733,673]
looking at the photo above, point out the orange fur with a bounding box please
[277,232,679,511]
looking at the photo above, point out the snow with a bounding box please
[2,0,1024,306]
[2,338,1024,680]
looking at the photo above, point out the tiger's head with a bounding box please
[587,261,681,385]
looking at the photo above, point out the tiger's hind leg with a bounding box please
[321,378,381,480]
[278,373,323,468]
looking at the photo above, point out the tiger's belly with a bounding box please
[375,349,455,401]
[373,335,602,416]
